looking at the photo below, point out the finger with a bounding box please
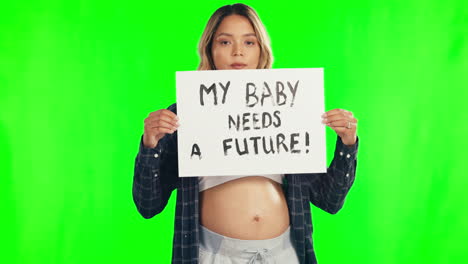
[158,109,179,121]
[326,111,353,120]
[148,109,179,123]
[328,121,357,129]
[146,119,177,131]
[323,114,346,123]
[145,126,175,135]
[324,115,357,124]
[327,120,347,127]
[159,112,179,127]
[147,113,179,128]
[328,121,357,130]
[330,126,348,134]
[323,108,355,119]
[322,108,345,118]
[156,127,176,134]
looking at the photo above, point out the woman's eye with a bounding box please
[246,41,256,46]
[220,40,230,45]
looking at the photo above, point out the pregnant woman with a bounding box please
[133,3,359,264]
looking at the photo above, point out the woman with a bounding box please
[133,3,358,264]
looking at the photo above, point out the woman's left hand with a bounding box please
[322,109,358,146]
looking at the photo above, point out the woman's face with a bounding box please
[211,15,260,70]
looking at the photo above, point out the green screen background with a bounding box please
[1,0,467,263]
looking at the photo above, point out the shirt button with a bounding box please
[154,153,159,158]
[339,152,343,156]
[346,173,349,177]
[154,173,158,177]
[346,154,351,158]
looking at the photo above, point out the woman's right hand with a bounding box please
[143,109,179,149]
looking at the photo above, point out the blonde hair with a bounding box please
[197,3,273,70]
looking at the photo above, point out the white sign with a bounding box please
[176,68,326,177]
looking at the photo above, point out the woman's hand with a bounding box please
[143,109,179,149]
[322,109,358,146]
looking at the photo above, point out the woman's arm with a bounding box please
[307,136,358,214]
[132,104,179,219]
[307,108,359,214]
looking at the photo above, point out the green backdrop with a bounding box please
[1,0,467,263]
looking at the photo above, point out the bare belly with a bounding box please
[199,176,290,240]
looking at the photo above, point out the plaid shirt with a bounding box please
[133,104,358,264]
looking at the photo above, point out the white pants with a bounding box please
[198,225,300,264]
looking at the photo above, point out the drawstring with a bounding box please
[245,248,270,264]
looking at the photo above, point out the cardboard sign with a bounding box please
[176,68,326,177]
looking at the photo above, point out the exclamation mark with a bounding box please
[305,132,310,153]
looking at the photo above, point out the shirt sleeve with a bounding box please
[132,105,179,219]
[307,135,359,214]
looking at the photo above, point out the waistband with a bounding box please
[199,225,293,257]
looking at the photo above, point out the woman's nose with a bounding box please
[232,44,243,56]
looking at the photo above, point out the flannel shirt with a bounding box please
[133,103,358,264]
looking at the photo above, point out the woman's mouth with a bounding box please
[230,63,247,69]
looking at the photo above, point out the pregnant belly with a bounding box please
[199,176,290,240]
